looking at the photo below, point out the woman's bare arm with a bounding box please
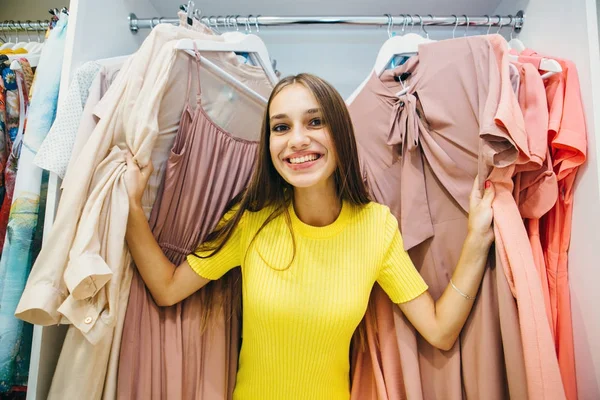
[124,152,210,306]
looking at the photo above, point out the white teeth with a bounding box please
[289,154,319,164]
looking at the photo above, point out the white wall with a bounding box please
[496,0,600,398]
[232,25,489,98]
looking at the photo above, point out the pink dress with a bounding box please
[117,50,271,399]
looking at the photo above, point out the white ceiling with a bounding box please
[148,0,507,19]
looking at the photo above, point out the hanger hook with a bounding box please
[213,16,222,33]
[485,15,492,35]
[419,15,430,39]
[4,21,10,43]
[509,15,516,40]
[451,15,458,38]
[410,15,416,33]
[35,20,41,41]
[224,15,230,30]
[424,15,433,39]
[385,14,392,38]
[7,20,13,42]
[3,22,9,43]
[417,15,424,37]
[399,14,406,35]
[246,15,253,33]
[463,15,469,37]
[254,15,260,33]
[495,15,503,34]
[9,20,16,42]
[23,21,30,42]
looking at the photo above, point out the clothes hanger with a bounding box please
[175,30,279,85]
[373,15,434,75]
[23,22,40,52]
[347,14,434,104]
[12,22,29,51]
[508,52,562,80]
[500,17,561,80]
[175,33,272,105]
[506,15,526,53]
[0,22,15,50]
[394,15,437,96]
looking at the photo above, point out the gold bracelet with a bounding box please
[450,279,476,300]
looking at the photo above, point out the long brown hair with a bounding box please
[199,73,370,258]
[195,74,371,336]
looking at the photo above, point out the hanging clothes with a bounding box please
[32,61,103,178]
[118,50,272,399]
[510,61,557,331]
[349,35,564,400]
[0,58,33,394]
[0,59,34,255]
[349,35,521,400]
[64,58,127,181]
[0,14,68,393]
[0,62,10,216]
[13,23,267,400]
[516,49,586,400]
[117,35,273,400]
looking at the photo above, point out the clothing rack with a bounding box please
[0,20,51,32]
[129,10,525,34]
[0,7,69,33]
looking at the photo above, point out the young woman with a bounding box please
[124,73,495,400]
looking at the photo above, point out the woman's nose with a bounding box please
[289,127,310,149]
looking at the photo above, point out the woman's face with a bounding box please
[269,84,337,190]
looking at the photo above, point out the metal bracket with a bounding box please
[129,13,139,33]
[514,10,524,33]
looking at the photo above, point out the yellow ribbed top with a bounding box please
[187,201,428,400]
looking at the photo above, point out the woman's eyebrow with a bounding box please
[270,113,287,121]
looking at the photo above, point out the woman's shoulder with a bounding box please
[353,201,395,223]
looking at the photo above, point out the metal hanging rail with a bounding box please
[129,10,525,34]
[0,7,69,34]
[0,20,51,32]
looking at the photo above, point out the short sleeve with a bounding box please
[186,208,245,280]
[377,211,428,304]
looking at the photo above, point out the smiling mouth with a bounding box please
[285,153,323,165]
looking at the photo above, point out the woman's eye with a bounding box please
[309,118,323,127]
[272,124,289,133]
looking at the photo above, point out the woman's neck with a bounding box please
[292,181,341,227]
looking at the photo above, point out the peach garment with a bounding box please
[488,35,566,400]
[518,48,587,400]
[511,61,557,331]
